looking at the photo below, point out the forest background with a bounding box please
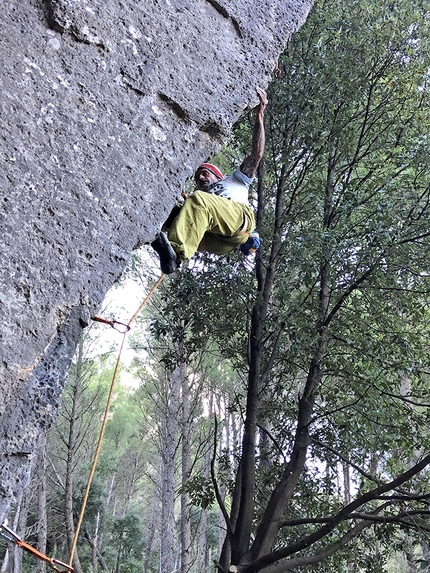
[2,0,430,571]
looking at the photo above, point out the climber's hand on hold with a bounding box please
[255,87,268,116]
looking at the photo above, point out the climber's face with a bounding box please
[194,168,219,192]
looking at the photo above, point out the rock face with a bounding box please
[0,0,313,520]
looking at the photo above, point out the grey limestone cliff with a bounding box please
[0,0,313,521]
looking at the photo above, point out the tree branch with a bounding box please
[310,437,382,486]
[246,452,430,572]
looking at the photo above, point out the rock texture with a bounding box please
[0,0,313,521]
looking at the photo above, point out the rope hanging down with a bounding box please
[68,273,165,568]
[0,523,73,573]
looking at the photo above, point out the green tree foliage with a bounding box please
[168,0,430,571]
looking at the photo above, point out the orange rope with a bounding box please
[68,274,165,567]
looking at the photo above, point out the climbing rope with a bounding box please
[68,273,165,568]
[0,523,73,573]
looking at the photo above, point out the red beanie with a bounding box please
[195,163,224,180]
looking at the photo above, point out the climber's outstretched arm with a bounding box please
[240,87,268,178]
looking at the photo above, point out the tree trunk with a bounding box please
[422,540,430,564]
[83,525,109,573]
[160,360,181,573]
[343,462,351,505]
[88,512,101,573]
[221,164,285,569]
[36,434,48,573]
[197,419,212,573]
[196,508,208,573]
[9,488,32,573]
[65,338,84,573]
[180,356,191,573]
[142,487,159,573]
[227,155,333,567]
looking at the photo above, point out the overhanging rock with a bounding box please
[0,0,314,520]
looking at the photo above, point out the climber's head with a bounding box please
[194,163,224,192]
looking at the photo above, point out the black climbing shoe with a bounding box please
[151,232,177,274]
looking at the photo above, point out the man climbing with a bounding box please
[151,87,268,274]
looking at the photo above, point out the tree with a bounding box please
[36,435,47,573]
[173,0,430,570]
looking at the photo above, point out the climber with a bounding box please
[151,87,268,274]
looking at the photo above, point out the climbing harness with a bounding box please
[68,273,165,568]
[0,523,73,573]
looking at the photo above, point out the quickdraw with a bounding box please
[91,315,131,333]
[0,523,73,573]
